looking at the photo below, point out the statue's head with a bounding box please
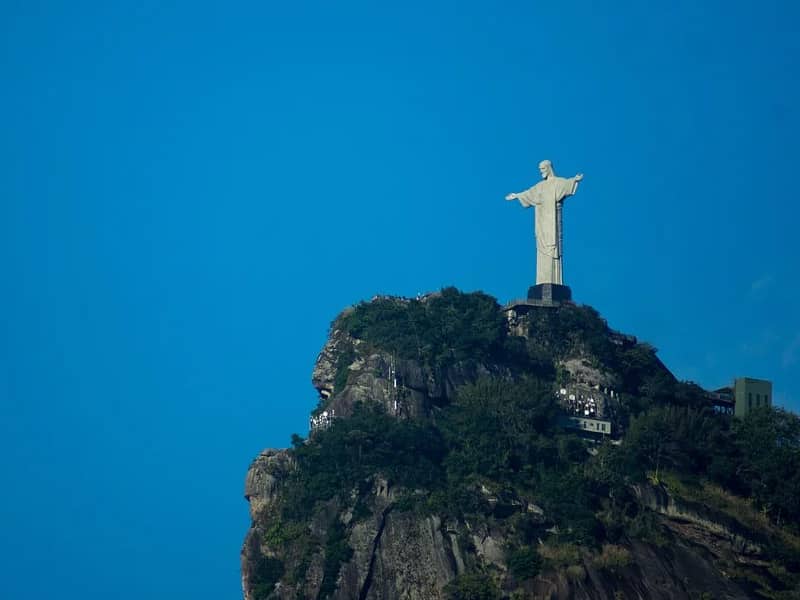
[539,160,554,179]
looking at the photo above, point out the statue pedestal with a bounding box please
[527,283,572,305]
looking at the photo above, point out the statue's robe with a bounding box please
[516,176,579,285]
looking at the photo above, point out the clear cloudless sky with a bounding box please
[1,1,799,598]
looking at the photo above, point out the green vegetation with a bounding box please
[439,378,561,485]
[591,544,632,571]
[623,509,669,547]
[337,288,545,374]
[283,405,446,521]
[336,290,689,409]
[273,383,800,592]
[250,556,284,600]
[621,404,800,529]
[506,546,542,580]
[258,290,800,596]
[444,573,501,600]
[538,542,582,570]
[338,288,504,366]
[318,519,353,599]
[526,303,614,361]
[728,408,800,527]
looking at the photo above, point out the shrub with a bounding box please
[338,288,507,368]
[591,544,631,572]
[538,543,582,569]
[250,556,284,600]
[507,546,542,580]
[440,377,560,484]
[282,404,447,521]
[565,564,587,582]
[626,510,669,547]
[318,519,353,599]
[444,573,501,600]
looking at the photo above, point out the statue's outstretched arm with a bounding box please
[566,174,583,196]
[508,188,539,207]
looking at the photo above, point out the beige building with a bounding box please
[733,377,773,418]
[558,415,612,437]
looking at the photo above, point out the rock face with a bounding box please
[241,293,793,599]
[526,538,753,600]
[245,449,295,521]
[242,473,764,600]
[311,325,505,421]
[343,508,464,599]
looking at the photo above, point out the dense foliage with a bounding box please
[318,519,353,599]
[439,378,561,484]
[443,573,501,600]
[284,408,446,521]
[250,556,284,600]
[525,303,614,361]
[622,404,800,528]
[337,288,530,371]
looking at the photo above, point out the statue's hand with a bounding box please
[574,173,584,182]
[505,193,517,201]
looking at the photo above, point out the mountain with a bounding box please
[241,288,800,600]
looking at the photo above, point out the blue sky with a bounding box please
[1,1,799,598]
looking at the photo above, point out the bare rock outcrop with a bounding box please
[245,449,295,521]
[311,324,505,421]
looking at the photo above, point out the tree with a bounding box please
[445,573,501,600]
[733,408,800,524]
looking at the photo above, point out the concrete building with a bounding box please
[558,415,613,438]
[733,377,772,418]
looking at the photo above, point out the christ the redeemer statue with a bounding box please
[505,160,583,286]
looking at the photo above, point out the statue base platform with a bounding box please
[503,284,573,314]
[527,283,572,306]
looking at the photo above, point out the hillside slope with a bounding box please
[242,289,800,599]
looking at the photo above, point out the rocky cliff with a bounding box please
[241,289,800,599]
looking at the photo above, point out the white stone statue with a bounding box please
[505,160,583,285]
